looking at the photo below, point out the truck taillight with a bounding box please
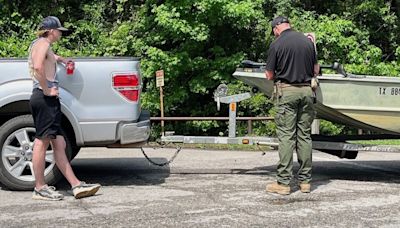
[113,74,140,102]
[118,90,138,101]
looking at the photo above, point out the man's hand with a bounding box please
[265,70,275,80]
[54,54,73,65]
[63,58,74,65]
[314,63,320,76]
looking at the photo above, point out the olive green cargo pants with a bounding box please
[274,85,315,186]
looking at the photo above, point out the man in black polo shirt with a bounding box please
[265,16,319,195]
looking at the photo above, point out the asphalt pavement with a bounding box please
[2,147,400,227]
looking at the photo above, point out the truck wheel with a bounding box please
[0,115,72,190]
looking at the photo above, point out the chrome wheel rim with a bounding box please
[1,127,55,182]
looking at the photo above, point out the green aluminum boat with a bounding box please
[233,61,400,135]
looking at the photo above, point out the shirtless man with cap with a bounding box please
[29,16,101,200]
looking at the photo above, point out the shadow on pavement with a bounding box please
[286,160,400,191]
[311,160,400,189]
[55,156,400,191]
[56,157,171,189]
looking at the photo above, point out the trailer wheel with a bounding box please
[0,115,72,190]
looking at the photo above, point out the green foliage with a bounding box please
[1,0,400,137]
[319,120,345,136]
[349,139,400,146]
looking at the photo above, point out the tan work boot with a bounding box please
[299,183,311,193]
[266,182,290,195]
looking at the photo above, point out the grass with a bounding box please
[348,139,400,146]
[146,142,274,151]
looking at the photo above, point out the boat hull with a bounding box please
[233,69,400,134]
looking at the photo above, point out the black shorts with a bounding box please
[29,88,62,139]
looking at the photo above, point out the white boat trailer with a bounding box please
[161,84,400,159]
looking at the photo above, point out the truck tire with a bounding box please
[0,115,72,190]
[71,145,81,159]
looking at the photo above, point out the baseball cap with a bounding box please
[271,16,290,28]
[39,16,68,31]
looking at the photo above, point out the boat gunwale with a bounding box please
[328,105,400,113]
[233,69,400,84]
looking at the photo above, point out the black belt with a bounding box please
[276,82,310,88]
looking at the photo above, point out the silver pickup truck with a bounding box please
[0,57,150,190]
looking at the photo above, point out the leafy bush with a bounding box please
[1,0,399,137]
